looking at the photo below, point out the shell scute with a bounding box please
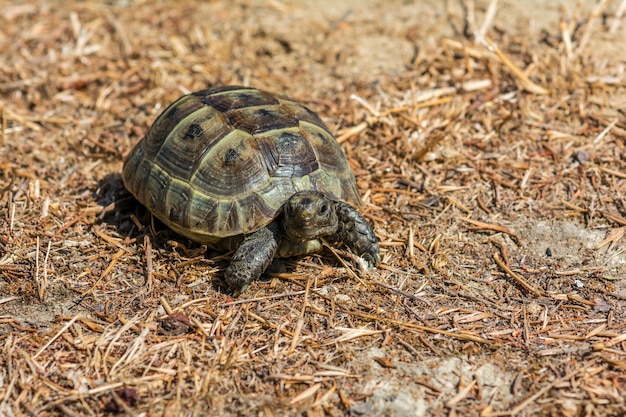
[189,130,270,198]
[226,104,299,134]
[200,87,280,112]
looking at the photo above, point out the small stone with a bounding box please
[573,150,590,164]
[159,312,193,336]
[350,402,373,416]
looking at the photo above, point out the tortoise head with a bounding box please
[282,191,339,241]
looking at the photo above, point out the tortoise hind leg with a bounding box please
[332,202,380,266]
[225,224,280,296]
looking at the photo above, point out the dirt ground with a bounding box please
[1,0,626,416]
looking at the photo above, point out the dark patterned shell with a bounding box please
[122,86,361,244]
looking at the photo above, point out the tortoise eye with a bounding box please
[319,203,329,215]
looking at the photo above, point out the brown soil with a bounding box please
[1,0,626,416]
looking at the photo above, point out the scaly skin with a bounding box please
[225,224,280,296]
[332,201,381,266]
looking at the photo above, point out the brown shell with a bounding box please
[122,86,361,244]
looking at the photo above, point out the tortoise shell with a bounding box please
[122,86,362,245]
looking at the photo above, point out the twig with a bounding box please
[461,217,521,244]
[478,0,499,37]
[321,239,366,285]
[144,235,153,292]
[609,0,626,33]
[593,332,626,351]
[598,166,626,180]
[560,18,574,61]
[494,253,543,296]
[42,375,165,410]
[160,296,173,315]
[576,0,611,57]
[481,36,549,95]
[446,379,477,407]
[34,315,81,359]
[336,95,454,144]
[246,309,321,346]
[339,308,490,344]
[507,366,584,415]
[289,383,322,405]
[81,249,126,296]
[287,276,311,353]
[288,279,490,344]
[592,119,618,144]
[1,106,5,146]
[40,239,51,301]
[218,291,306,307]
[372,280,432,305]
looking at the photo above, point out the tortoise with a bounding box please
[122,85,380,295]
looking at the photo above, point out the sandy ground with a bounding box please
[1,0,626,416]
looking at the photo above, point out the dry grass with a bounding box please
[1,0,626,416]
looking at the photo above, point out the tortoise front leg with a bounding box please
[332,202,381,266]
[225,224,280,296]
